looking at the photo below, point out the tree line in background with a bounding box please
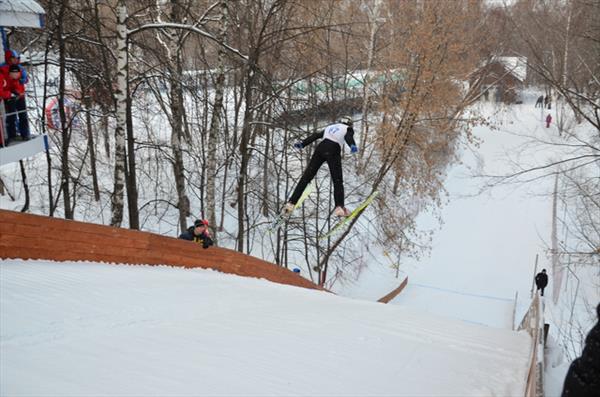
[3,0,597,287]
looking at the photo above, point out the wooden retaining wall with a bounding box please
[0,209,323,291]
[377,277,409,303]
[518,294,544,397]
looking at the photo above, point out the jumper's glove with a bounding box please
[293,142,303,149]
[10,92,18,100]
[350,145,358,154]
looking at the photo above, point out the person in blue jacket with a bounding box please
[178,219,214,249]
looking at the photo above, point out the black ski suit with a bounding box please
[289,123,356,207]
[535,272,548,296]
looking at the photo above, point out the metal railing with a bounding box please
[0,99,35,148]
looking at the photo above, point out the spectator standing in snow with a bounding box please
[1,50,30,142]
[178,219,214,249]
[535,95,544,108]
[535,269,548,296]
[562,303,600,397]
[546,113,553,128]
[0,50,28,84]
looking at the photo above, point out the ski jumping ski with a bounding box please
[268,181,315,232]
[318,191,379,241]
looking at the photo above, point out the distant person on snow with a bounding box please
[179,219,214,249]
[546,113,553,128]
[285,116,357,217]
[545,94,552,109]
[535,269,548,296]
[562,303,600,397]
[535,95,544,108]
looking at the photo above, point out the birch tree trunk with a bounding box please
[206,0,229,242]
[110,1,128,227]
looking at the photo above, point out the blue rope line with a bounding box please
[409,282,514,302]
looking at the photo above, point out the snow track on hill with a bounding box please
[1,260,531,396]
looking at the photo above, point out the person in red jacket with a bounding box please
[0,49,28,85]
[3,63,30,143]
[546,113,553,128]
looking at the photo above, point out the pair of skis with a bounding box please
[269,184,378,241]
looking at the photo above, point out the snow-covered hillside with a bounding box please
[1,260,531,396]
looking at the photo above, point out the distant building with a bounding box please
[472,56,527,104]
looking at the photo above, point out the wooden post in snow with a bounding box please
[512,290,518,330]
[530,253,538,299]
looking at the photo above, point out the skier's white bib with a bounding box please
[323,123,349,147]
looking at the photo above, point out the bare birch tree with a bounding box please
[110,0,128,227]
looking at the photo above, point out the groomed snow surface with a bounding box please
[1,260,531,396]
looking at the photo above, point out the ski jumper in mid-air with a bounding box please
[285,116,357,217]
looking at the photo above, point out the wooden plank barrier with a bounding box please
[377,276,409,303]
[518,294,544,397]
[0,209,323,291]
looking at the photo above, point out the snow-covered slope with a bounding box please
[390,101,554,329]
[1,260,531,396]
[394,283,515,328]
[334,99,555,329]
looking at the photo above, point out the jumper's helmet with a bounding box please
[338,115,353,126]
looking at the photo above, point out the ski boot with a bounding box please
[334,206,351,217]
[282,202,295,216]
